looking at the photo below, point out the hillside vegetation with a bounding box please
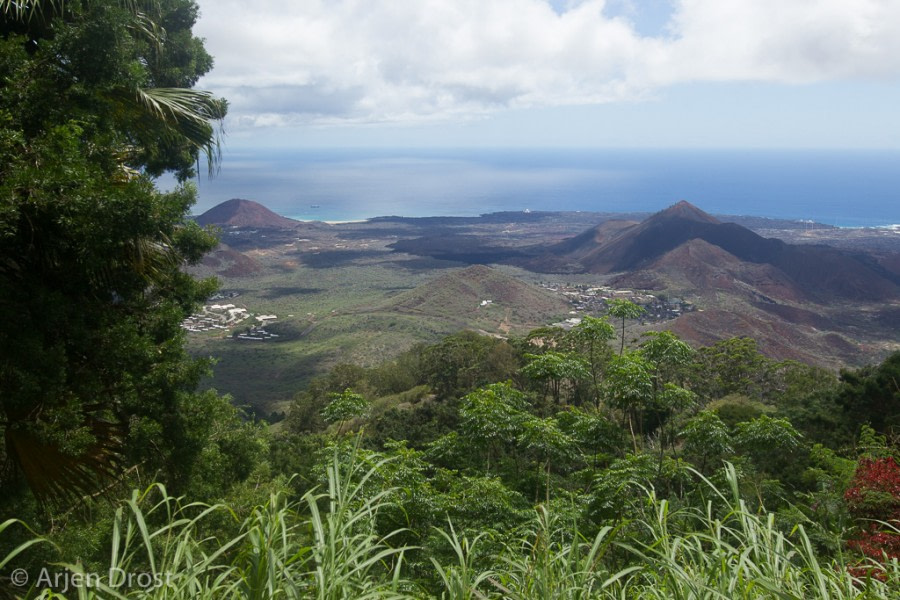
[4,322,900,597]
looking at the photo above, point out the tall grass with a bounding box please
[2,449,414,599]
[491,464,898,599]
[2,461,897,599]
[489,506,633,599]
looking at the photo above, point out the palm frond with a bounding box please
[133,87,227,175]
[0,0,63,23]
[3,406,125,506]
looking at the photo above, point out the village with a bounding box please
[541,282,697,330]
[180,303,251,332]
[181,302,281,341]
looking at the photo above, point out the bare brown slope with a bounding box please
[200,244,263,277]
[612,239,808,304]
[549,219,640,259]
[195,199,300,229]
[669,309,860,368]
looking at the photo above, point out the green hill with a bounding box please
[386,265,568,333]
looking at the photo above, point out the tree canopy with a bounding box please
[0,0,228,504]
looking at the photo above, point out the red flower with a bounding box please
[844,457,900,564]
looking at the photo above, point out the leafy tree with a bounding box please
[523,326,573,352]
[517,416,575,503]
[690,337,774,401]
[322,389,371,435]
[603,352,653,451]
[638,330,694,388]
[455,382,529,473]
[706,394,773,428]
[568,316,615,407]
[605,298,645,355]
[734,414,803,504]
[555,407,626,462]
[0,0,227,503]
[735,415,803,467]
[587,452,657,522]
[422,331,519,399]
[759,360,845,446]
[681,411,733,473]
[521,351,589,405]
[652,383,697,461]
[837,351,900,437]
[638,331,696,441]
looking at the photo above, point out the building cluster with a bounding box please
[182,298,285,342]
[209,291,241,301]
[234,326,280,341]
[541,283,696,328]
[181,303,250,333]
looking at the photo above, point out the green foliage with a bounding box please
[857,425,895,460]
[5,441,900,597]
[458,383,529,444]
[568,316,615,348]
[707,393,773,427]
[735,415,802,467]
[453,382,529,472]
[555,408,626,459]
[770,361,845,446]
[422,331,519,399]
[691,337,774,401]
[681,411,733,473]
[606,299,645,355]
[568,316,615,405]
[429,522,496,600]
[521,351,589,405]
[0,0,227,504]
[838,351,900,437]
[604,352,654,449]
[518,417,575,463]
[588,452,658,522]
[492,506,622,598]
[518,416,576,502]
[322,389,371,435]
[638,330,694,385]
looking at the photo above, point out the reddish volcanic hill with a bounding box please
[612,238,809,304]
[195,199,299,229]
[549,201,729,274]
[553,201,900,302]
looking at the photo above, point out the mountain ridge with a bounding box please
[551,201,899,302]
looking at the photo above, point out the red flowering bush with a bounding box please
[844,456,900,563]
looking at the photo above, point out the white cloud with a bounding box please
[194,0,900,128]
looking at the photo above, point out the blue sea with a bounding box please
[186,148,900,227]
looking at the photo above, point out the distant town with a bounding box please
[541,282,698,329]
[181,292,282,341]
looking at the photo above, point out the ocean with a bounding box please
[185,148,900,227]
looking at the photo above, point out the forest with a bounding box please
[1,1,899,598]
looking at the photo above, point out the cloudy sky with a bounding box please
[194,0,900,149]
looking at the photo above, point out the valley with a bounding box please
[186,199,900,418]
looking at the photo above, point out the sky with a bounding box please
[193,0,900,150]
